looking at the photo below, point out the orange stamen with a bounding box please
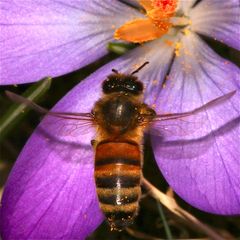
[115,18,170,43]
[115,0,178,43]
[147,0,177,20]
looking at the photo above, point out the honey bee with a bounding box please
[6,62,235,231]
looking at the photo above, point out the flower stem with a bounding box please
[156,201,173,239]
[142,178,225,240]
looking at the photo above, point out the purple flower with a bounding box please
[1,0,240,239]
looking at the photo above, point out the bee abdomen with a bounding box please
[97,186,141,231]
[95,141,142,231]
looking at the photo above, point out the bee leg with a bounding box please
[91,139,97,148]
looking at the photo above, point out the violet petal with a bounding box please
[0,68,107,239]
[152,33,240,214]
[0,0,141,85]
[190,0,240,50]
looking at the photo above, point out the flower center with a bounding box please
[114,0,190,43]
[153,0,176,12]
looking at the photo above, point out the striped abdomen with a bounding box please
[95,141,141,231]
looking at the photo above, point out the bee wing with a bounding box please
[149,115,204,138]
[150,91,236,138]
[6,91,93,120]
[43,117,95,138]
[154,90,235,121]
[6,91,95,137]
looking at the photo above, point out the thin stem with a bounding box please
[156,201,173,239]
[142,178,225,240]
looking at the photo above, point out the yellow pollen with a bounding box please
[183,28,190,36]
[174,41,182,57]
[175,42,181,49]
[114,0,178,43]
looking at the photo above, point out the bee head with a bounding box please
[102,74,143,95]
[102,62,149,95]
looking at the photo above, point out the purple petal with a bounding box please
[152,32,240,214]
[190,0,240,50]
[0,0,141,85]
[0,70,106,239]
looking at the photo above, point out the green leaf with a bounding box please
[0,77,52,141]
[107,42,135,55]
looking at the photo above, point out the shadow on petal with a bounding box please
[153,116,240,160]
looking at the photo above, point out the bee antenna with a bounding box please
[131,62,149,75]
[112,69,119,74]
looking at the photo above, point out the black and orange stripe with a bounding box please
[94,140,142,231]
